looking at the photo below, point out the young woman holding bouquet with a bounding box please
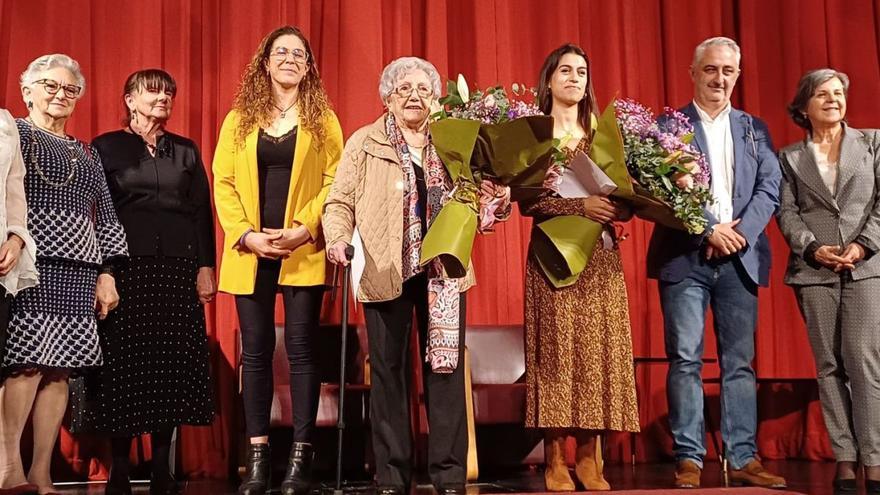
[521,44,639,492]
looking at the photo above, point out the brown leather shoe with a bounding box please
[674,460,701,489]
[729,460,787,488]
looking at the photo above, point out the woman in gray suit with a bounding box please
[778,68,880,494]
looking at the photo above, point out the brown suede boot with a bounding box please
[574,431,610,491]
[543,429,575,492]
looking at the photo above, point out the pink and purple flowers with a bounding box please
[614,98,713,234]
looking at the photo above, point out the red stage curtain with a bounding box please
[2,0,878,479]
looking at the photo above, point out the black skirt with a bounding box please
[71,256,214,436]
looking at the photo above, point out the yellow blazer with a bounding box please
[213,109,343,294]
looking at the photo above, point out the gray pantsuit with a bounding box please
[795,278,880,464]
[778,126,880,466]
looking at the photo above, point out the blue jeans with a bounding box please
[660,258,759,470]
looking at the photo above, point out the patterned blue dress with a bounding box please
[1,119,128,376]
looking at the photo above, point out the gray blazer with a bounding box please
[777,126,880,285]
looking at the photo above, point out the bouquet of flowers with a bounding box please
[614,98,712,234]
[532,99,714,287]
[421,75,557,275]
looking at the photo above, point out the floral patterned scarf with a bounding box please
[385,113,462,373]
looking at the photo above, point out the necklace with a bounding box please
[128,125,160,156]
[274,101,296,119]
[26,119,78,188]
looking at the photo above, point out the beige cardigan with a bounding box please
[322,115,476,303]
[0,110,38,295]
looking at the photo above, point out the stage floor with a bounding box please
[55,460,836,495]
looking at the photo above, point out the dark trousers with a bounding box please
[236,260,324,441]
[363,273,468,490]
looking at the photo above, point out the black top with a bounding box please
[257,127,296,230]
[413,161,427,237]
[92,129,215,267]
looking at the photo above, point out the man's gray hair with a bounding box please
[787,68,850,131]
[19,53,86,94]
[692,36,741,68]
[378,56,441,102]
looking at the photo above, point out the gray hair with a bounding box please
[378,56,441,102]
[692,36,741,68]
[787,68,850,131]
[19,53,86,94]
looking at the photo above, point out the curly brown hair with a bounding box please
[231,26,331,146]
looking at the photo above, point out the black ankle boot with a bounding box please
[280,442,314,495]
[149,472,179,495]
[105,466,132,495]
[239,443,272,495]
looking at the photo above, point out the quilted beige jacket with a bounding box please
[322,115,475,303]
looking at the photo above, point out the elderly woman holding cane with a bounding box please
[323,56,509,495]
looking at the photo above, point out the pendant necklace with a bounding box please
[274,101,296,119]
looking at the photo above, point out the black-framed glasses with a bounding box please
[270,47,309,64]
[393,84,432,99]
[33,78,82,98]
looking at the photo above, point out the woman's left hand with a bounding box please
[196,267,216,305]
[95,273,119,320]
[839,242,866,268]
[265,226,311,251]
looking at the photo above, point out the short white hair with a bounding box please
[378,56,441,101]
[692,37,741,68]
[19,53,86,94]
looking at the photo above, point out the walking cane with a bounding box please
[333,245,355,495]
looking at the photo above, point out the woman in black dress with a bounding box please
[71,69,216,495]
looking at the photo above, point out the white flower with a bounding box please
[484,94,496,108]
[456,74,470,102]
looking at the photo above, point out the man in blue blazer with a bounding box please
[646,37,785,489]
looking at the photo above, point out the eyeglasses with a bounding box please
[393,84,433,99]
[33,78,82,98]
[270,47,309,64]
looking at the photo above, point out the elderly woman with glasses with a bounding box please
[213,26,343,495]
[323,56,510,495]
[0,53,128,495]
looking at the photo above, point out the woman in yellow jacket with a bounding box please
[212,26,342,495]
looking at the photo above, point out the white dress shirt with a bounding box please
[694,101,735,223]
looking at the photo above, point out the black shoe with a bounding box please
[281,442,314,495]
[106,467,132,495]
[866,479,880,494]
[239,443,272,495]
[150,473,180,495]
[832,477,857,493]
[376,486,405,495]
[436,484,466,495]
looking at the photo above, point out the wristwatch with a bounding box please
[704,224,716,241]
